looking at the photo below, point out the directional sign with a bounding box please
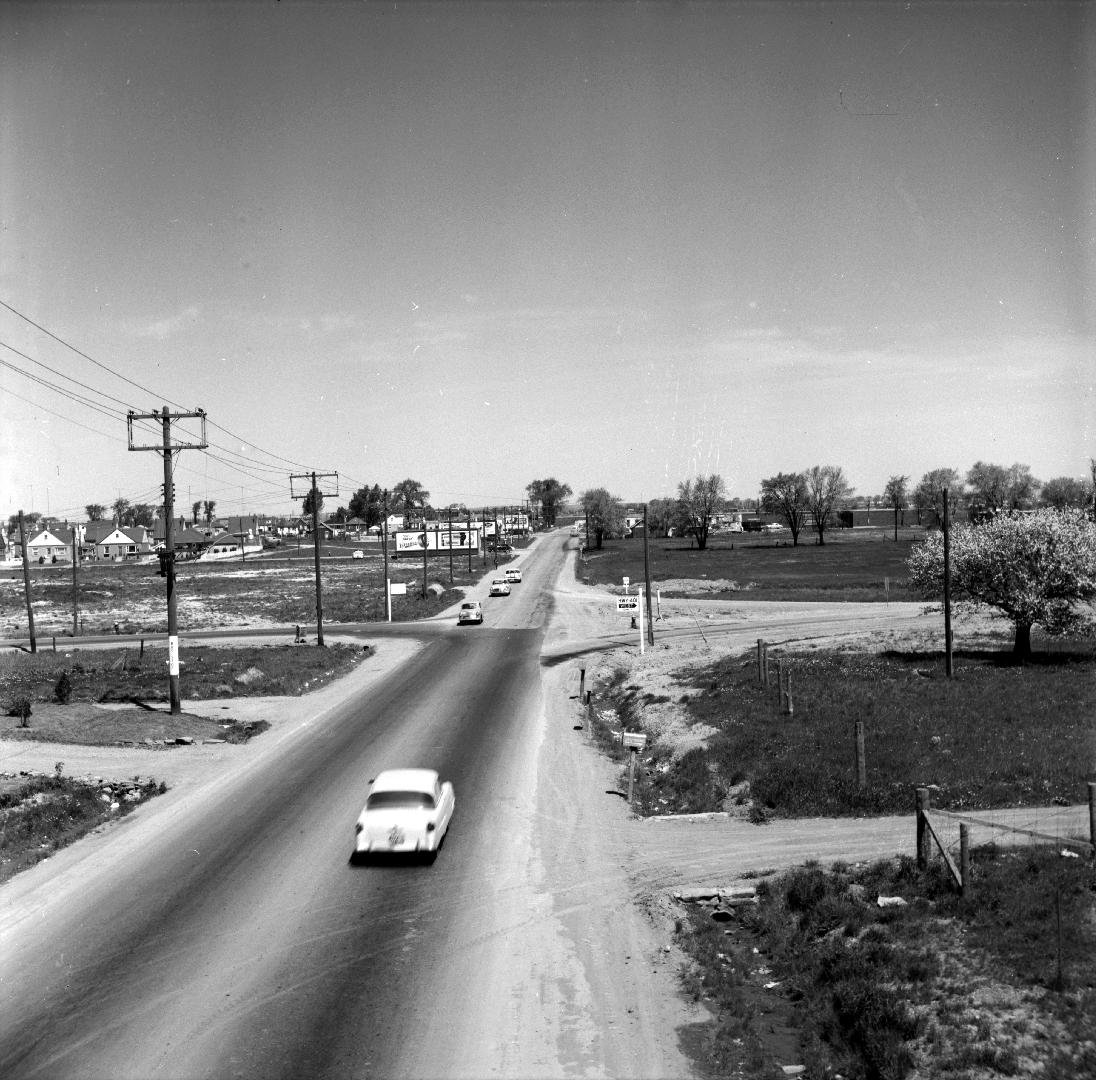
[616,595,640,612]
[622,731,647,751]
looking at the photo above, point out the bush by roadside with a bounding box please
[0,767,166,887]
[675,850,1096,1079]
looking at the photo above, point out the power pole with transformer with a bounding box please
[127,406,208,714]
[290,471,339,647]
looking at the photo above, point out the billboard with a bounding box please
[393,528,480,554]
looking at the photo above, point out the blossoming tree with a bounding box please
[907,508,1096,658]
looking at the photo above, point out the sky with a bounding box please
[2,0,1093,522]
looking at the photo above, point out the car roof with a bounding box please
[371,768,439,794]
[461,600,481,607]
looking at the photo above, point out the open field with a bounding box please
[598,637,1096,818]
[580,529,925,602]
[0,542,522,637]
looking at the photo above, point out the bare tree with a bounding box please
[761,472,808,545]
[883,475,909,541]
[676,474,726,550]
[805,465,854,545]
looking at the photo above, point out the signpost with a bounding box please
[616,594,645,654]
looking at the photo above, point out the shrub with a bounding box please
[7,697,32,724]
[54,672,73,703]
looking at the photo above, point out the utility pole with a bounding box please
[128,407,207,714]
[17,511,37,653]
[71,527,79,637]
[643,503,655,646]
[290,471,338,647]
[383,489,391,622]
[943,486,953,678]
[467,506,473,573]
[448,506,454,583]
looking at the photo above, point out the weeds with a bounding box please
[603,644,1095,817]
[677,850,1096,1079]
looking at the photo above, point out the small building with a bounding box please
[25,526,76,563]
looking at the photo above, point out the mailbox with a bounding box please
[622,731,647,751]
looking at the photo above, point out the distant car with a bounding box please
[503,567,522,583]
[354,768,455,862]
[727,523,744,533]
[493,543,513,555]
[351,550,365,559]
[457,601,483,624]
[489,578,511,596]
[763,522,785,532]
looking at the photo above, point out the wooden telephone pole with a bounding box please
[290,471,339,646]
[128,407,207,714]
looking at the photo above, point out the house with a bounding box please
[219,515,263,541]
[25,526,76,564]
[93,525,152,561]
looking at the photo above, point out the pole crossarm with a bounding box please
[127,409,208,451]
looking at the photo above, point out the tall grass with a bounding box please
[676,850,1096,1078]
[604,643,1096,817]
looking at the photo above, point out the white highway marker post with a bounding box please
[616,593,645,655]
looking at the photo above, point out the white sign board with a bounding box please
[394,528,480,554]
[616,595,640,612]
[622,731,647,751]
[388,582,407,595]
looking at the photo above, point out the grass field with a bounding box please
[579,529,924,601]
[600,639,1096,818]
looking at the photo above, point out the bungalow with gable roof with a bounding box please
[93,525,152,561]
[25,525,77,564]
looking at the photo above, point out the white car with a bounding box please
[354,768,455,862]
[351,550,365,559]
[763,522,785,532]
[503,567,522,583]
[489,578,511,596]
[458,601,483,624]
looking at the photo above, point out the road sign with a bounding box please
[616,595,640,612]
[622,731,647,750]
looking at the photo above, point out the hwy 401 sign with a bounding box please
[616,595,640,613]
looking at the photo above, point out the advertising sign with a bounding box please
[394,528,480,554]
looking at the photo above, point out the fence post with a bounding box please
[757,639,765,684]
[783,671,794,716]
[579,666,586,701]
[916,787,931,870]
[855,719,866,788]
[959,824,970,899]
[774,659,782,703]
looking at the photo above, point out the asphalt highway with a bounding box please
[0,538,570,1079]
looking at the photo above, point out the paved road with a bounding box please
[0,539,576,1079]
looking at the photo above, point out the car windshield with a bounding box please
[367,791,435,810]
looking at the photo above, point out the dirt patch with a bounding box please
[1,701,265,748]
